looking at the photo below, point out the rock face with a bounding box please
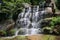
[0,19,15,30]
[6,23,15,31]
[54,12,60,16]
[45,7,53,14]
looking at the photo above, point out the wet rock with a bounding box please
[41,20,51,28]
[53,25,60,35]
[22,3,31,8]
[6,23,15,31]
[0,19,15,31]
[42,27,52,34]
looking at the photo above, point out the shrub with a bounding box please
[30,0,44,5]
[56,0,60,10]
[6,29,16,36]
[43,17,60,34]
[0,0,24,21]
[50,17,60,27]
[48,17,60,34]
[0,30,7,36]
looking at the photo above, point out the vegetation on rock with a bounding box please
[42,16,60,34]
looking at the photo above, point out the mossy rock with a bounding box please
[42,27,53,34]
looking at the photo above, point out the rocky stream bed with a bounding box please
[0,34,60,40]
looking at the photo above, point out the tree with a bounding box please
[0,0,24,21]
[30,0,44,5]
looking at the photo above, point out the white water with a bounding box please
[15,6,47,36]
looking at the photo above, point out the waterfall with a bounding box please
[15,6,46,36]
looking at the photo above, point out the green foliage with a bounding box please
[23,0,31,4]
[0,30,7,36]
[56,0,60,10]
[0,13,10,21]
[0,0,45,21]
[6,29,16,36]
[43,17,60,34]
[30,0,44,5]
[9,29,16,35]
[50,17,60,26]
[0,0,24,21]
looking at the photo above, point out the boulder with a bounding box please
[45,7,53,14]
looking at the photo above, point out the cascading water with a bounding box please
[15,6,47,36]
